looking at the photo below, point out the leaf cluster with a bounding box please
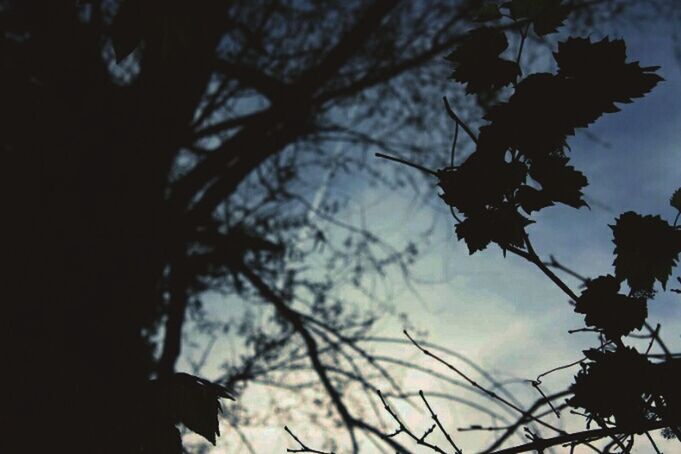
[441,34,661,254]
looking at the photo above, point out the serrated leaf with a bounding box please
[611,212,681,293]
[528,154,588,209]
[484,73,576,159]
[671,187,681,211]
[438,147,527,216]
[515,185,554,214]
[153,373,235,445]
[446,27,520,93]
[574,275,647,339]
[455,204,532,254]
[481,40,661,163]
[555,37,663,110]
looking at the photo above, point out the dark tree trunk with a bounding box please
[5,2,226,451]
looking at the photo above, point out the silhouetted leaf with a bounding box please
[484,73,574,160]
[455,204,532,254]
[568,347,653,429]
[515,185,554,214]
[574,275,647,339]
[446,27,520,93]
[502,0,569,35]
[482,40,661,163]
[555,37,663,119]
[528,154,588,209]
[671,187,681,212]
[474,3,502,21]
[611,212,681,293]
[438,150,527,216]
[152,373,235,445]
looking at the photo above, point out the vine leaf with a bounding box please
[455,204,532,254]
[502,0,570,35]
[515,185,554,214]
[569,347,653,429]
[528,154,588,209]
[483,39,662,163]
[611,212,681,293]
[574,275,647,339]
[150,373,235,445]
[671,187,681,212]
[555,37,663,120]
[446,27,520,94]
[438,151,527,216]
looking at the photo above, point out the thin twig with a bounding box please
[442,97,478,144]
[285,425,336,454]
[419,390,463,454]
[376,390,450,454]
[375,152,438,177]
[404,330,566,435]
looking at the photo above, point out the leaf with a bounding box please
[671,187,681,212]
[568,347,653,429]
[528,154,588,209]
[455,204,532,254]
[515,185,554,214]
[438,148,527,216]
[502,0,570,35]
[153,373,235,445]
[574,275,647,339]
[110,0,144,62]
[484,73,575,160]
[474,3,502,21]
[554,37,663,119]
[482,40,661,162]
[611,212,681,293]
[446,27,520,94]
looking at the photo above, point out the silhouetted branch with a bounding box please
[419,390,463,454]
[443,96,478,144]
[404,330,566,435]
[285,425,336,454]
[375,152,439,177]
[376,390,449,454]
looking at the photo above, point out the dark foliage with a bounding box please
[446,27,520,94]
[396,2,681,451]
[612,211,681,294]
[568,347,653,429]
[439,35,662,255]
[574,275,647,339]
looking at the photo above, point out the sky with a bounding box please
[181,16,681,454]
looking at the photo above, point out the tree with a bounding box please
[6,0,679,452]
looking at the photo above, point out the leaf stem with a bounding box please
[374,153,438,177]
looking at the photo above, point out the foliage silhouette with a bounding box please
[612,211,681,294]
[374,0,681,451]
[446,27,520,94]
[439,35,663,255]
